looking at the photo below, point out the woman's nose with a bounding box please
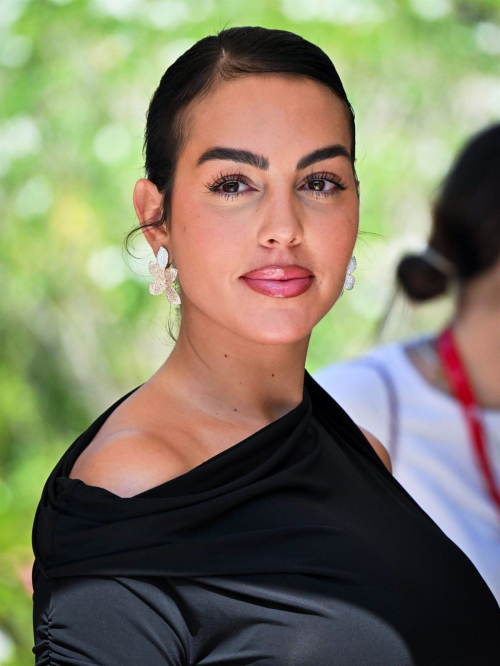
[256,192,304,248]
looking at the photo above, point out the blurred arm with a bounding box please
[359,427,392,473]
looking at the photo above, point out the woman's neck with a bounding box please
[152,311,310,429]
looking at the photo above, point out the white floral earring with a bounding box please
[339,255,356,298]
[148,246,181,305]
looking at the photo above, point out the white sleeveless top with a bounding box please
[314,336,500,604]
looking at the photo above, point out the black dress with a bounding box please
[32,372,500,665]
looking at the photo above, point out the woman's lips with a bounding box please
[242,277,314,298]
[240,265,314,298]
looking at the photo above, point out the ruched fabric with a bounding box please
[32,372,500,664]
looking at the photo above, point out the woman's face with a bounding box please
[142,73,359,345]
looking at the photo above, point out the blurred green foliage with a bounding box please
[1,0,500,662]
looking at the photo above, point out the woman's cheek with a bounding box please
[174,220,235,300]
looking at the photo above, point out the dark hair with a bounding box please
[124,26,356,251]
[397,123,500,302]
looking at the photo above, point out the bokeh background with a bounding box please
[1,0,500,661]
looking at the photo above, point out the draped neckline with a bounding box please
[32,370,388,579]
[56,376,310,501]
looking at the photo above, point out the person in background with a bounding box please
[315,123,500,604]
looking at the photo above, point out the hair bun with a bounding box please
[396,254,449,302]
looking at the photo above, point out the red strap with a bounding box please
[436,326,500,519]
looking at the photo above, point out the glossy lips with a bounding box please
[240,265,314,298]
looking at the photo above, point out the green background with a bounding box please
[1,0,499,661]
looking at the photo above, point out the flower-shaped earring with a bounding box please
[339,255,356,298]
[148,246,181,305]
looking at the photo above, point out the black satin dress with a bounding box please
[32,372,500,665]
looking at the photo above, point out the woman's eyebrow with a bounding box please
[296,144,351,170]
[196,144,350,171]
[196,147,269,170]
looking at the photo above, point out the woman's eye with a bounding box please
[298,171,347,197]
[220,181,246,194]
[306,178,336,192]
[207,174,252,199]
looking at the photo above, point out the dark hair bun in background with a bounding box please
[396,254,449,302]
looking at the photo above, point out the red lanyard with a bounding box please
[436,326,500,519]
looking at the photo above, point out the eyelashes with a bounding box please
[204,170,348,200]
[301,171,348,198]
[205,171,248,198]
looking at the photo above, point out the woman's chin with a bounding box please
[233,311,317,346]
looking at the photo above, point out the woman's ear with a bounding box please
[133,178,170,252]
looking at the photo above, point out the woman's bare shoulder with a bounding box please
[68,429,192,498]
[69,386,199,498]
